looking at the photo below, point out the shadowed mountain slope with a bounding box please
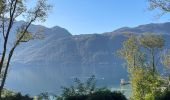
[3,22,170,95]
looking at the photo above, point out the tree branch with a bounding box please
[0,0,18,76]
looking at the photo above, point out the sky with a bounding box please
[27,0,170,35]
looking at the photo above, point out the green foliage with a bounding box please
[139,33,164,74]
[130,67,164,100]
[37,92,50,100]
[35,76,127,100]
[162,49,170,69]
[156,90,170,100]
[36,92,58,100]
[16,29,33,42]
[64,95,88,100]
[144,93,154,100]
[1,89,32,100]
[0,0,3,13]
[61,75,96,98]
[0,0,51,98]
[118,34,144,71]
[2,93,33,100]
[148,0,170,17]
[87,90,127,100]
[139,33,164,50]
[62,89,127,100]
[54,76,127,100]
[56,96,64,100]
[118,33,167,100]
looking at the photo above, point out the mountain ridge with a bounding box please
[5,21,170,95]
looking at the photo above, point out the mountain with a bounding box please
[4,22,170,95]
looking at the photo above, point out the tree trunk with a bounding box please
[151,49,156,76]
[0,88,2,99]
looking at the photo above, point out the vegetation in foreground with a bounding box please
[36,76,127,100]
[1,89,33,100]
[118,33,170,100]
[0,0,51,99]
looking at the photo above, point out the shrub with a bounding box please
[87,90,127,100]
[63,90,127,100]
[65,95,88,100]
[2,92,33,100]
[57,76,127,100]
[156,91,170,100]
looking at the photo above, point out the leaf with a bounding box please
[16,30,33,42]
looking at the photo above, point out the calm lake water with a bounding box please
[5,62,129,97]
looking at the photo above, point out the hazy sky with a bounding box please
[31,0,170,35]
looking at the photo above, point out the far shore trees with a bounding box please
[0,0,51,98]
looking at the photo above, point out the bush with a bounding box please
[65,95,88,100]
[156,91,170,100]
[59,76,127,100]
[2,92,33,100]
[87,90,127,100]
[64,90,127,100]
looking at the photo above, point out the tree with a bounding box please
[87,90,127,100]
[2,92,33,100]
[139,33,164,75]
[118,34,144,71]
[61,75,96,99]
[0,0,51,98]
[148,0,170,17]
[161,49,170,82]
[118,34,146,99]
[118,33,165,100]
[162,49,170,69]
[147,0,170,26]
[57,76,127,100]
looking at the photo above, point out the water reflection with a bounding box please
[6,62,128,96]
